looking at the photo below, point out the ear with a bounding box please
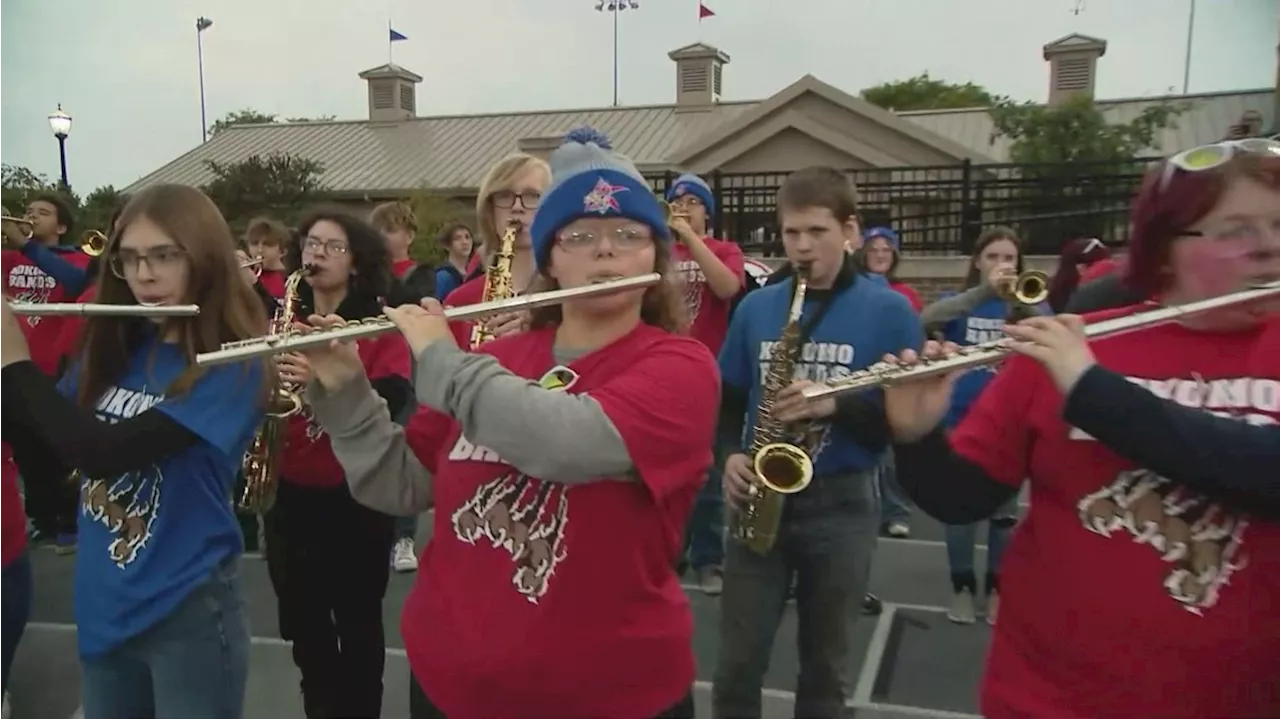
[842,217,862,250]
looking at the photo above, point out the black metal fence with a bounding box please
[648,157,1162,257]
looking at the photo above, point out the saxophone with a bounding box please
[734,262,816,554]
[239,265,313,513]
[469,219,521,350]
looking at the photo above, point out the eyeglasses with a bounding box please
[491,191,542,210]
[109,246,188,279]
[556,227,653,253]
[302,238,350,255]
[1160,138,1280,191]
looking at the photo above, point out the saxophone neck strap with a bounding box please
[793,258,856,347]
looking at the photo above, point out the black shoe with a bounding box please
[861,593,883,616]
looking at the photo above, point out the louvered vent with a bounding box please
[399,84,414,112]
[682,66,709,93]
[1055,58,1091,91]
[713,64,722,96]
[371,81,395,109]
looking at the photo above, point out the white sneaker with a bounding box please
[392,537,418,572]
[886,521,910,538]
[947,589,977,624]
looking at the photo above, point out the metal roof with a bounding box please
[125,86,1274,196]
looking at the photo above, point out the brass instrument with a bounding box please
[240,257,264,278]
[1,211,34,244]
[9,302,199,317]
[995,269,1050,305]
[471,219,521,349]
[81,230,109,257]
[658,199,691,227]
[802,280,1280,402]
[195,273,663,366]
[239,265,314,513]
[735,263,816,555]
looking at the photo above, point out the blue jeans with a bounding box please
[81,558,251,719]
[686,468,725,571]
[2,552,33,694]
[394,514,417,541]
[713,469,879,719]
[877,451,911,525]
[943,495,1019,593]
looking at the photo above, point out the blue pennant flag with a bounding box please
[390,28,408,42]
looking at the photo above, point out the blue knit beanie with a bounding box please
[664,173,716,217]
[530,126,669,272]
[863,226,900,252]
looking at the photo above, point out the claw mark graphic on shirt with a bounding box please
[1077,469,1249,615]
[676,261,706,322]
[81,467,163,568]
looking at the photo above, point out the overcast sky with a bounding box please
[2,0,1275,194]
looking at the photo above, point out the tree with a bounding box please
[80,185,126,234]
[860,73,1003,112]
[985,94,1185,252]
[202,153,326,231]
[404,190,475,267]
[2,164,63,215]
[210,109,340,137]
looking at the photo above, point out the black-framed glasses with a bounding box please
[1160,138,1280,191]
[301,238,350,255]
[109,246,188,279]
[491,190,542,210]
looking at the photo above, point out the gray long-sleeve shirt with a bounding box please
[307,340,634,517]
[919,284,997,335]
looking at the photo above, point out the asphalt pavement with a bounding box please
[10,508,1003,719]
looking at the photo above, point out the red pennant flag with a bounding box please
[699,3,715,19]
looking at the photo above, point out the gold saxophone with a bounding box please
[470,219,521,350]
[239,265,314,513]
[734,263,816,554]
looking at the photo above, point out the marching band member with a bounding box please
[1,442,30,711]
[432,222,475,301]
[265,209,412,719]
[713,167,924,719]
[300,127,715,719]
[1046,236,1111,312]
[886,141,1280,719]
[1008,313,1280,504]
[665,172,745,595]
[1,184,268,719]
[443,152,551,346]
[919,227,1045,624]
[245,216,292,299]
[371,201,437,303]
[859,226,923,311]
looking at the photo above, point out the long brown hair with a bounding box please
[74,184,270,409]
[527,240,688,334]
[962,226,1025,289]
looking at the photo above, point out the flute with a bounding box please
[9,302,202,317]
[802,281,1280,401]
[196,272,663,367]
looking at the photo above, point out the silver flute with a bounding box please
[195,272,663,367]
[9,302,201,317]
[802,280,1280,401]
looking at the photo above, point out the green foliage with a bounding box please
[285,115,337,123]
[860,73,1003,112]
[2,164,65,216]
[209,109,340,138]
[202,153,326,232]
[404,189,475,267]
[80,185,125,234]
[987,94,1184,164]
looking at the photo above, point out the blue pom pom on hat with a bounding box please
[529,126,670,272]
[664,173,716,218]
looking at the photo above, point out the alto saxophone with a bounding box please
[470,219,521,350]
[239,265,314,513]
[734,262,816,554]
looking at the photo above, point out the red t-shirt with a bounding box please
[672,237,744,355]
[393,258,416,278]
[3,247,93,375]
[1,442,27,568]
[282,332,411,487]
[951,310,1280,719]
[399,324,719,719]
[259,269,286,300]
[888,281,923,312]
[443,275,487,349]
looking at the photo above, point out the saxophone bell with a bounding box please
[752,442,814,495]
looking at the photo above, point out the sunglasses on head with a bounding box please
[1159,138,1280,191]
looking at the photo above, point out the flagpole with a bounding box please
[388,19,393,63]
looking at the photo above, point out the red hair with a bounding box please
[1047,237,1113,312]
[1124,154,1280,298]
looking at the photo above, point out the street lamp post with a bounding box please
[48,105,72,190]
[197,16,213,142]
[594,1,640,107]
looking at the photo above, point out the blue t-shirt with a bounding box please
[435,265,465,301]
[720,276,924,475]
[940,295,1050,426]
[60,335,265,658]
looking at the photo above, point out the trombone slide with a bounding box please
[195,272,663,367]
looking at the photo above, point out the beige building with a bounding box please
[126,33,1274,295]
